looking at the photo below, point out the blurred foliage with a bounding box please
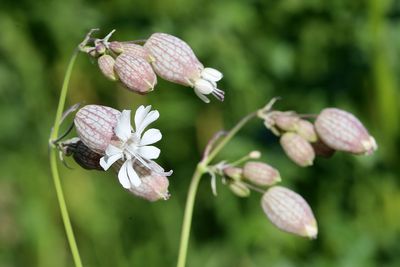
[0,0,399,266]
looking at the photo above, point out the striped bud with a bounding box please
[280,133,315,167]
[261,186,317,239]
[109,41,124,54]
[98,55,117,81]
[114,160,170,201]
[144,32,203,86]
[223,166,243,181]
[120,43,151,60]
[229,181,250,197]
[74,105,121,154]
[243,161,281,186]
[64,139,104,170]
[315,108,378,155]
[295,119,317,142]
[114,53,157,94]
[273,112,300,132]
[312,138,335,158]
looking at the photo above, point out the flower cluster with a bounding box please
[206,150,317,238]
[61,104,172,201]
[258,105,378,167]
[79,30,224,103]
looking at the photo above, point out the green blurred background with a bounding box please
[1,0,399,266]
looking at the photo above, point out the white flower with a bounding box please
[99,105,163,189]
[192,67,224,103]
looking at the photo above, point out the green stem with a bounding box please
[176,165,205,267]
[49,48,83,267]
[176,111,257,267]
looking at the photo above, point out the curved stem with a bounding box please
[49,48,83,267]
[176,111,258,267]
[205,112,257,164]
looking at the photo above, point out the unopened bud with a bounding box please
[98,55,117,81]
[261,186,317,239]
[74,105,121,153]
[249,150,262,159]
[295,119,317,142]
[95,43,106,55]
[273,112,300,132]
[121,43,151,60]
[223,167,243,181]
[229,181,250,197]
[114,53,157,94]
[243,161,281,186]
[314,108,377,155]
[114,160,170,201]
[129,174,170,202]
[280,133,315,167]
[109,41,124,54]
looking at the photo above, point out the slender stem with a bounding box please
[176,111,258,267]
[205,112,257,164]
[176,166,204,267]
[49,48,83,267]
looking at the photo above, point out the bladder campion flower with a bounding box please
[99,105,166,188]
[144,33,225,103]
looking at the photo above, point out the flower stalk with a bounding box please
[48,48,83,267]
[176,111,258,267]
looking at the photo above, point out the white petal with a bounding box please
[105,144,123,156]
[136,110,160,136]
[194,88,210,103]
[118,161,132,189]
[134,105,151,132]
[115,110,132,141]
[126,161,141,187]
[100,153,123,170]
[201,67,223,82]
[140,128,162,146]
[194,79,214,95]
[139,145,160,159]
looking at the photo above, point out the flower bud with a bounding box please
[273,112,300,132]
[109,41,124,54]
[295,119,317,142]
[249,150,261,159]
[280,133,315,167]
[120,43,151,60]
[314,108,377,155]
[74,105,121,154]
[229,181,251,197]
[243,161,281,186]
[64,139,104,170]
[261,186,317,238]
[144,33,224,102]
[223,166,243,181]
[114,159,170,201]
[98,55,117,81]
[95,43,106,55]
[312,139,335,158]
[114,53,157,94]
